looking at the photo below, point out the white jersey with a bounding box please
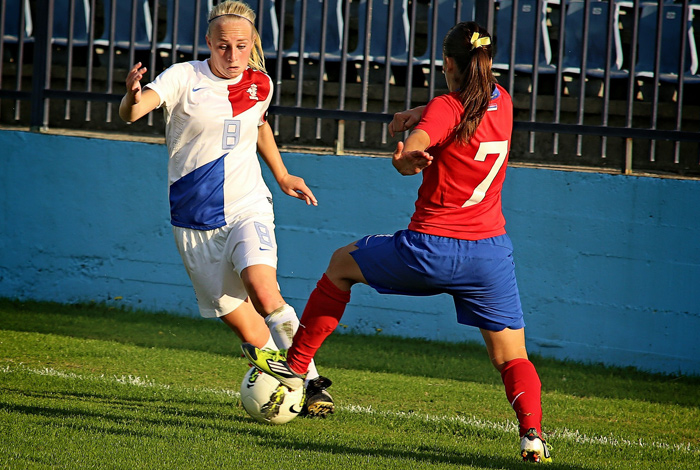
[146,60,273,230]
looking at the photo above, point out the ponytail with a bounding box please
[442,22,497,144]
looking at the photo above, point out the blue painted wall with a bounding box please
[1,129,698,376]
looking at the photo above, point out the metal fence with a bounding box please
[1,0,699,176]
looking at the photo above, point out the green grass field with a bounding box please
[1,299,698,469]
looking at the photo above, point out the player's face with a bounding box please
[206,18,255,79]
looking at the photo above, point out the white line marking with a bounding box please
[3,364,696,454]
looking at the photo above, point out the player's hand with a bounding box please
[126,62,147,104]
[278,174,318,206]
[392,141,433,175]
[388,107,423,137]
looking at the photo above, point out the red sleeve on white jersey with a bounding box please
[226,68,272,120]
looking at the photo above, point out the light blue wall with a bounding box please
[1,130,699,376]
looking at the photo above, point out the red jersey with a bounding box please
[409,84,513,240]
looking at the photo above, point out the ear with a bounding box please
[444,57,455,73]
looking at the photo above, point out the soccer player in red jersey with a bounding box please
[244,21,551,463]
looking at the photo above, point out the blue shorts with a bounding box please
[350,230,525,332]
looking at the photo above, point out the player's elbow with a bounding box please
[118,104,133,123]
[118,97,143,123]
[119,108,140,124]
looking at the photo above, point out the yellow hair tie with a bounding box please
[470,32,491,49]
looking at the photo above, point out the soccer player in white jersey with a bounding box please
[118,0,333,417]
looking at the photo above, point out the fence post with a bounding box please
[335,120,345,155]
[624,138,633,175]
[30,0,53,131]
[475,0,495,34]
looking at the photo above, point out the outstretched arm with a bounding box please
[392,129,433,176]
[257,121,318,206]
[119,62,160,123]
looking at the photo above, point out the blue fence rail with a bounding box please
[1,0,699,175]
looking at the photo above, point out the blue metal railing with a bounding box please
[1,0,699,175]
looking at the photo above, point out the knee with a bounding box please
[247,287,281,313]
[326,247,349,274]
[241,276,284,315]
[325,245,358,290]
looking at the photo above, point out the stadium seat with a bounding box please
[94,0,153,50]
[635,3,700,84]
[347,0,411,65]
[493,0,556,74]
[415,0,476,66]
[284,0,343,61]
[2,0,33,43]
[560,0,628,78]
[51,0,91,46]
[158,0,278,58]
[157,0,212,57]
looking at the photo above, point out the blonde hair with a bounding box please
[207,1,266,73]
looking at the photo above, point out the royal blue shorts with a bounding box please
[350,230,525,332]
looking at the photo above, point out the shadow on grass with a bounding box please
[0,298,237,355]
[236,423,591,470]
[2,298,699,408]
[3,382,590,470]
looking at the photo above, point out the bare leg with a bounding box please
[240,264,324,381]
[481,327,543,439]
[325,242,368,290]
[480,327,528,372]
[240,264,286,315]
[220,300,270,348]
[284,242,366,375]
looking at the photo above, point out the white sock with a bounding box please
[265,304,320,382]
[261,334,278,351]
[264,304,297,349]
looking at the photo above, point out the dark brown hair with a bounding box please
[442,21,497,144]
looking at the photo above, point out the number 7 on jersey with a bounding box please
[462,140,509,208]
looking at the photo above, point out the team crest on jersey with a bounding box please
[247,84,258,100]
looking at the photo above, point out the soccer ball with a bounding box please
[240,366,305,424]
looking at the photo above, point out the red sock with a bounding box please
[500,358,543,437]
[287,274,350,375]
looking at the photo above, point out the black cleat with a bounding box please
[300,376,335,418]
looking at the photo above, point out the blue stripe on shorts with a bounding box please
[350,230,525,331]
